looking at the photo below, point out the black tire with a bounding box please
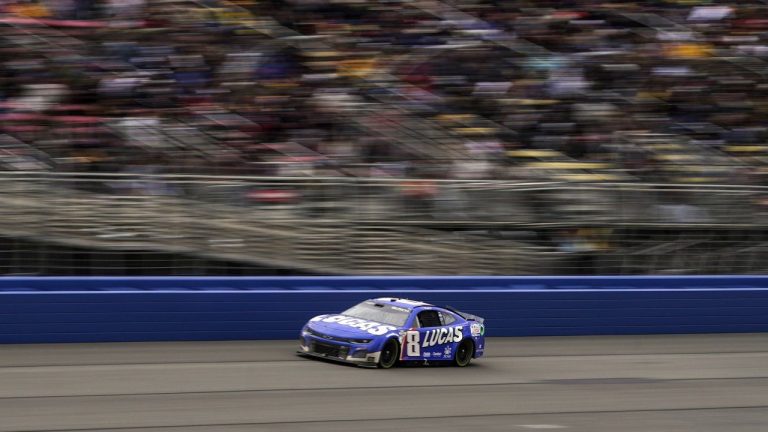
[453,339,473,367]
[378,338,400,369]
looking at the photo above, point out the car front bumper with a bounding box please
[298,339,381,368]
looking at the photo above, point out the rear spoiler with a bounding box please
[445,306,484,324]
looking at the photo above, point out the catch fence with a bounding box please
[0,172,765,275]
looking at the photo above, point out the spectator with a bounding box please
[0,0,765,187]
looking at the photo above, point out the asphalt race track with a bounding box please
[1,334,768,432]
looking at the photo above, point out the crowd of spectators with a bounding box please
[2,0,768,185]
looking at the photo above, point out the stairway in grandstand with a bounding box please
[615,132,744,184]
[349,108,472,162]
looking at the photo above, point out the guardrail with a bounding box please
[1,277,767,343]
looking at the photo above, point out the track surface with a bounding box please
[1,334,768,432]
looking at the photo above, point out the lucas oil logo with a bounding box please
[310,315,396,336]
[403,326,463,357]
[421,326,463,347]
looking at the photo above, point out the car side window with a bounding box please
[440,311,457,326]
[417,310,442,328]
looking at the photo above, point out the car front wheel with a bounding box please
[378,338,400,369]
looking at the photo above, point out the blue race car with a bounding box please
[298,298,485,368]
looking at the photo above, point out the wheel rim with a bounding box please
[380,341,396,367]
[456,341,472,365]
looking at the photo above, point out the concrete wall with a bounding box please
[1,277,767,343]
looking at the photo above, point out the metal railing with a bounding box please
[0,172,766,275]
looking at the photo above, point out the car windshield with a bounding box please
[342,301,410,327]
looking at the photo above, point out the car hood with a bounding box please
[307,314,399,338]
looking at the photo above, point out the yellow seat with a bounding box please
[8,3,51,17]
[262,81,299,89]
[435,114,476,123]
[555,173,622,182]
[661,165,732,173]
[725,145,768,153]
[664,43,713,59]
[507,149,562,158]
[351,25,381,31]
[499,98,560,106]
[453,127,497,135]
[224,0,257,5]
[647,143,684,150]
[526,161,611,170]
[673,177,715,183]
[654,154,698,162]
[338,59,377,78]
[303,51,341,58]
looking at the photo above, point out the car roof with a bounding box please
[369,297,435,310]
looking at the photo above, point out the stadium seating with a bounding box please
[0,0,767,186]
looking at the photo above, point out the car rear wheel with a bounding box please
[454,339,473,367]
[378,338,399,369]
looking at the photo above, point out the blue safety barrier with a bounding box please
[1,277,767,343]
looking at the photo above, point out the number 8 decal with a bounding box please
[405,330,420,356]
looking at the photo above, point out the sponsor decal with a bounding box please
[421,326,463,347]
[404,326,463,357]
[405,330,421,356]
[444,346,452,357]
[311,314,397,336]
[470,322,485,337]
[395,299,429,306]
[423,352,431,358]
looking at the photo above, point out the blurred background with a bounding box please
[1,0,768,276]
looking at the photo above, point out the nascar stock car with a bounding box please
[298,298,485,368]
